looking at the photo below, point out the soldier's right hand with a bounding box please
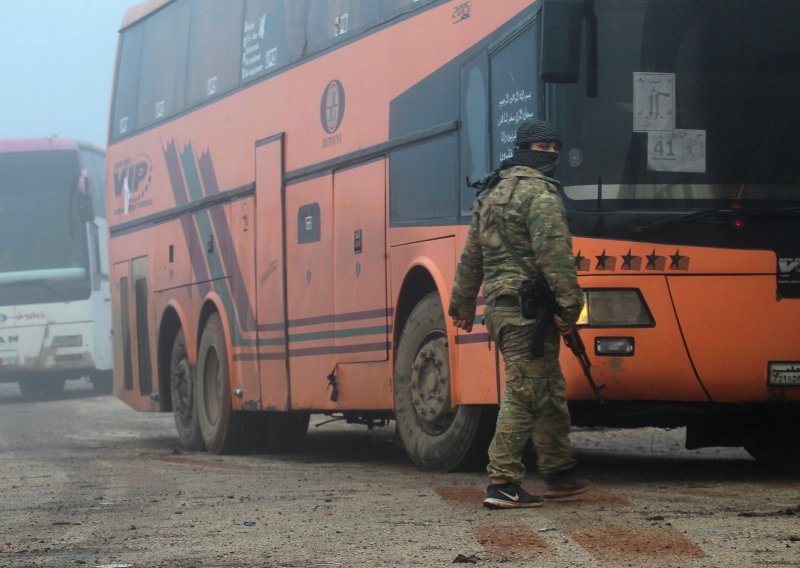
[452,318,473,333]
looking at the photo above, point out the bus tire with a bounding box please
[169,329,204,451]
[393,292,495,472]
[195,313,251,454]
[19,377,65,399]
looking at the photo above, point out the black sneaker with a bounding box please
[483,482,544,509]
[543,469,592,498]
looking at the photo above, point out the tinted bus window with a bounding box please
[241,0,306,81]
[187,0,244,106]
[390,134,458,224]
[112,25,144,139]
[490,24,543,166]
[382,0,429,18]
[306,0,381,52]
[136,0,191,128]
[460,52,490,215]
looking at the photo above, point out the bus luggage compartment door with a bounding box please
[332,159,389,365]
[667,275,800,402]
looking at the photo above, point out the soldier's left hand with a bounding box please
[452,318,473,333]
[553,314,575,336]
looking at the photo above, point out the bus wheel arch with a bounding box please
[392,287,494,472]
[393,266,439,358]
[159,306,204,451]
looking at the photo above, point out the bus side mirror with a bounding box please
[77,169,95,222]
[540,0,584,84]
[79,192,96,223]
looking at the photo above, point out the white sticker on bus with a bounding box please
[633,72,675,132]
[647,129,706,174]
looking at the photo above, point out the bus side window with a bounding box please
[459,52,490,216]
[306,0,381,53]
[389,133,458,226]
[136,0,191,128]
[489,22,544,166]
[187,0,244,106]
[111,25,144,139]
[241,0,306,81]
[382,0,430,20]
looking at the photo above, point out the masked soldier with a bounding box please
[449,120,590,509]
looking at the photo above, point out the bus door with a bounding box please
[112,257,155,411]
[255,136,290,410]
[330,159,390,406]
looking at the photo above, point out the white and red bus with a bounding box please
[106,0,800,466]
[0,138,112,396]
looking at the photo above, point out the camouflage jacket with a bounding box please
[448,166,584,325]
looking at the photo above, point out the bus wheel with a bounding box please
[195,313,251,454]
[742,425,800,464]
[19,377,65,399]
[256,412,311,453]
[393,292,494,472]
[169,329,204,451]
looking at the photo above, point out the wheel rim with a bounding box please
[409,331,455,435]
[202,344,222,426]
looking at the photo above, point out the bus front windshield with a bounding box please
[0,150,90,306]
[556,0,800,209]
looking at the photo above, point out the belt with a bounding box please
[492,295,518,308]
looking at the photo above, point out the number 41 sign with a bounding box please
[647,129,706,174]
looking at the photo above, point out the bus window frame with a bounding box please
[109,0,447,144]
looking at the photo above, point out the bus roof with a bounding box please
[0,138,103,155]
[120,0,171,30]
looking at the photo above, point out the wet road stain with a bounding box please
[566,524,704,562]
[434,485,485,506]
[472,525,550,556]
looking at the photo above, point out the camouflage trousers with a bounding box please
[484,302,577,483]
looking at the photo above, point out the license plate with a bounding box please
[768,362,800,386]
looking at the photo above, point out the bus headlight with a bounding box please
[579,290,653,327]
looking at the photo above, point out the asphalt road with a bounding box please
[0,380,798,568]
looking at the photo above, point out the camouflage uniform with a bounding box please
[449,165,584,483]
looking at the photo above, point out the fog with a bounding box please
[0,0,132,148]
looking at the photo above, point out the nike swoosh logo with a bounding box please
[497,489,519,501]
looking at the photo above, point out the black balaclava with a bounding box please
[501,120,561,176]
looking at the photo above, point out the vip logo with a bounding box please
[779,258,800,275]
[320,80,346,134]
[113,154,152,198]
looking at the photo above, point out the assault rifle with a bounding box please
[530,276,605,404]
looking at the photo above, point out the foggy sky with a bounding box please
[0,0,132,149]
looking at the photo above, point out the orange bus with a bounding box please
[107,0,800,468]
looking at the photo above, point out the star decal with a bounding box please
[669,249,690,271]
[621,249,642,271]
[645,249,665,271]
[595,249,617,271]
[574,250,591,272]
